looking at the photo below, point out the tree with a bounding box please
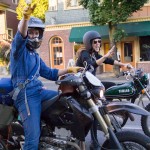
[16,0,48,21]
[79,0,148,75]
[0,40,11,71]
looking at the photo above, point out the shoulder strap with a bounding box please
[27,53,40,81]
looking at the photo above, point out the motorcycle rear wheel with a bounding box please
[141,103,150,137]
[101,130,150,150]
[0,139,8,150]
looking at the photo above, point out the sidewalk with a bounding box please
[96,72,128,82]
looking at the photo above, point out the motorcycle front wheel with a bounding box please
[101,130,150,150]
[0,139,8,150]
[141,103,150,137]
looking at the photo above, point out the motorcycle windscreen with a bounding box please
[85,71,103,87]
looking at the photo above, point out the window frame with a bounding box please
[48,0,58,11]
[64,0,83,10]
[12,0,19,5]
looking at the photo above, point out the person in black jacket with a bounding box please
[76,30,132,150]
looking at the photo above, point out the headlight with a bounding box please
[91,87,105,99]
[100,89,104,98]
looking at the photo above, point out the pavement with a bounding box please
[96,72,127,82]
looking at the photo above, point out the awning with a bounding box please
[69,21,150,43]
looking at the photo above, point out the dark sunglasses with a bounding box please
[93,40,101,44]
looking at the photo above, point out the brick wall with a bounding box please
[137,62,150,73]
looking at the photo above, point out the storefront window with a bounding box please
[140,36,150,61]
[124,43,133,62]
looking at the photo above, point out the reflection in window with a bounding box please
[140,36,150,61]
[124,43,133,62]
[12,0,19,4]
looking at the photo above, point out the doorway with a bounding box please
[121,42,135,68]
[104,43,113,72]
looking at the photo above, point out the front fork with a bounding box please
[87,98,123,149]
[78,85,122,149]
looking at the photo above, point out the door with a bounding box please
[51,37,64,69]
[121,42,135,69]
[104,43,113,72]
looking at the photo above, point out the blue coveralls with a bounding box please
[10,31,59,150]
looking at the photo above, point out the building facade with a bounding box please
[0,0,19,41]
[0,0,19,74]
[40,0,150,73]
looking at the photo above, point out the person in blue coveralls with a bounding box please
[10,3,82,150]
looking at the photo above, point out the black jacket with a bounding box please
[76,50,114,75]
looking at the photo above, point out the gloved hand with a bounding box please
[23,3,36,20]
[125,63,133,69]
[67,67,83,73]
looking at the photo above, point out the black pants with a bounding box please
[90,81,116,145]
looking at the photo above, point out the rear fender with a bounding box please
[105,101,150,116]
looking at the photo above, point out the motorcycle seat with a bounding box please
[0,78,13,105]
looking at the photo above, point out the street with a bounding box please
[41,79,150,149]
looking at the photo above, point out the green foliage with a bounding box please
[113,28,127,43]
[0,40,11,65]
[80,0,148,26]
[79,0,148,42]
[16,0,48,21]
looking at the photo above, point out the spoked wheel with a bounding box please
[101,130,150,150]
[141,103,150,137]
[0,139,8,150]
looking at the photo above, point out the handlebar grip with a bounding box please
[116,72,124,78]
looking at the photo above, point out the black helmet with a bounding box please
[83,30,101,50]
[26,17,45,50]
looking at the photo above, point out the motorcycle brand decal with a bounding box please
[119,89,130,93]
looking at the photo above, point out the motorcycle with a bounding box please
[104,68,150,133]
[0,65,150,149]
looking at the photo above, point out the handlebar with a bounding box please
[116,68,136,80]
[116,68,146,81]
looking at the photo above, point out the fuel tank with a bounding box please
[104,81,136,99]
